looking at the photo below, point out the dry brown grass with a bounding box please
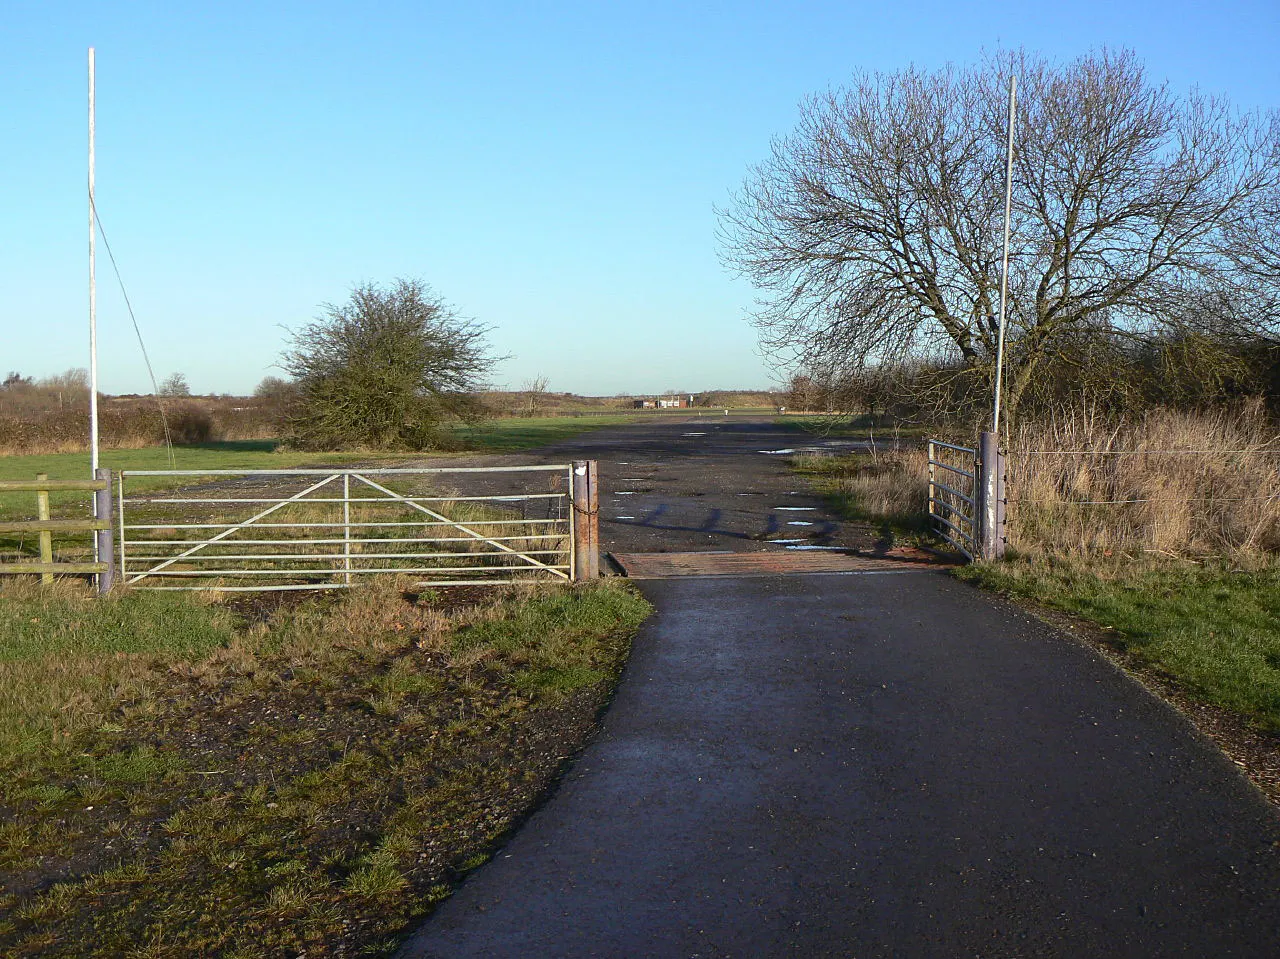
[792,447,930,536]
[0,398,277,455]
[1006,404,1280,557]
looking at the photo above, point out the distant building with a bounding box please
[633,394,694,409]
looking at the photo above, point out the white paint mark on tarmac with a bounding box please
[616,491,636,495]
[614,516,636,520]
[774,506,816,511]
[787,521,815,526]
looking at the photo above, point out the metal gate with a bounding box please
[927,440,977,560]
[117,465,582,591]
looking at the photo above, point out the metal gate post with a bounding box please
[342,473,352,586]
[587,460,599,578]
[571,460,599,581]
[977,432,1006,561]
[95,468,115,594]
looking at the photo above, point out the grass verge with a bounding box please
[957,557,1280,730]
[0,577,651,957]
[790,448,930,546]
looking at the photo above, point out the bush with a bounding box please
[166,405,217,445]
[282,279,496,451]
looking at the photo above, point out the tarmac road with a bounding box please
[443,413,904,555]
[397,417,1280,958]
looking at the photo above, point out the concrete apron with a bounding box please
[398,571,1280,959]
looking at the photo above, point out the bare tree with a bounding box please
[719,49,1280,422]
[520,374,550,417]
[159,372,191,397]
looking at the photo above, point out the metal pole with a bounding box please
[95,468,115,594]
[89,48,99,476]
[977,432,1005,561]
[89,48,101,560]
[992,74,1016,436]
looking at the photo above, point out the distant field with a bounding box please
[0,415,662,532]
[453,414,648,450]
[0,415,647,481]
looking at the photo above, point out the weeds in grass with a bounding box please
[0,577,651,957]
[345,852,409,897]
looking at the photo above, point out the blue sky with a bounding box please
[2,1,1277,396]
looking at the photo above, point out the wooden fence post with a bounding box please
[35,473,53,584]
[571,460,600,581]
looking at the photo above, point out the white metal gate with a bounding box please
[117,466,577,591]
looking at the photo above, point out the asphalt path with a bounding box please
[398,417,1280,957]
[441,413,900,555]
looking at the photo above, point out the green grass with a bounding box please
[0,580,238,761]
[958,558,1280,728]
[0,577,652,957]
[451,413,649,451]
[0,414,652,505]
[0,441,418,488]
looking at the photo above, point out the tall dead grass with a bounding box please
[1006,404,1280,557]
[793,446,930,531]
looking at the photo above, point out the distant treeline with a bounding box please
[786,330,1280,430]
[0,371,784,454]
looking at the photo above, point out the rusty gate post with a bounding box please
[976,432,1006,561]
[571,460,599,580]
[95,468,115,594]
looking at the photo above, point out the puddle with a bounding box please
[683,432,707,436]
[787,521,815,526]
[773,506,816,511]
[770,538,806,543]
[620,478,647,482]
[785,545,850,551]
[758,448,796,455]
[614,516,636,520]
[615,491,636,495]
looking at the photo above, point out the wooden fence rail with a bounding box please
[0,471,114,591]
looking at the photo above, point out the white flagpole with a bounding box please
[89,48,100,479]
[992,74,1016,435]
